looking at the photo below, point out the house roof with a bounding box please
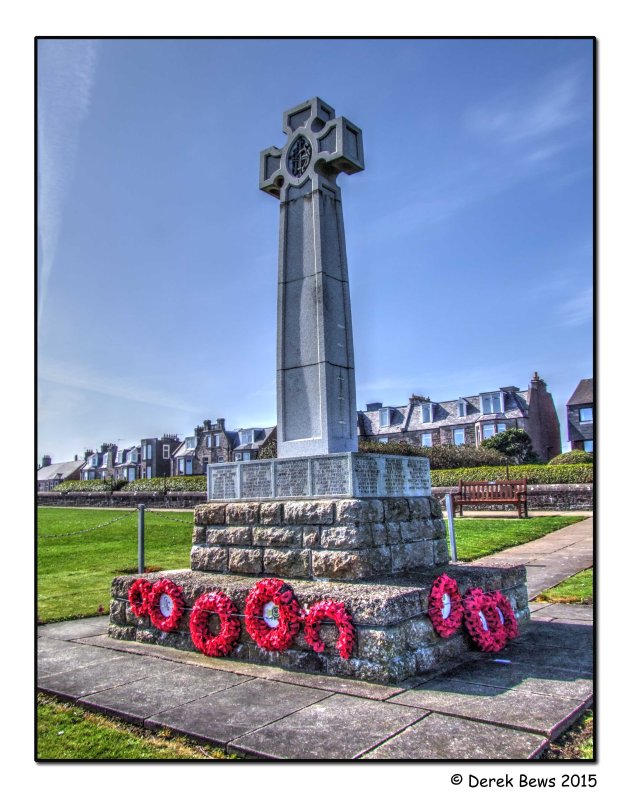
[37,460,85,481]
[358,391,529,436]
[567,378,593,406]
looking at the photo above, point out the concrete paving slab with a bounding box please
[389,679,590,738]
[38,639,127,678]
[146,679,331,747]
[38,653,182,701]
[500,641,592,676]
[433,660,593,701]
[362,712,548,760]
[531,604,593,621]
[37,618,110,640]
[228,693,426,760]
[518,620,593,648]
[79,665,252,725]
[80,634,403,700]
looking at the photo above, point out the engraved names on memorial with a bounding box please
[207,453,430,501]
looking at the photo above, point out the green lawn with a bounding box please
[449,516,587,561]
[37,693,236,760]
[537,568,593,604]
[37,508,192,623]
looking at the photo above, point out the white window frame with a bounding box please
[377,436,389,443]
[214,433,221,447]
[162,444,170,459]
[239,430,254,445]
[379,408,391,428]
[579,407,593,423]
[457,400,467,417]
[185,436,196,450]
[421,432,432,447]
[130,450,138,463]
[482,423,496,440]
[145,443,153,459]
[497,423,507,433]
[421,403,433,424]
[453,428,465,446]
[480,392,504,414]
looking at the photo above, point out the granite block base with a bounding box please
[109,564,529,684]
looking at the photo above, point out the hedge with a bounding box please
[53,479,128,493]
[121,476,207,493]
[359,440,508,469]
[430,464,593,487]
[549,451,594,465]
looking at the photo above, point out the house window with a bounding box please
[421,403,432,423]
[202,457,210,470]
[185,436,196,450]
[480,392,502,414]
[482,424,495,440]
[579,407,593,423]
[91,455,98,467]
[378,436,389,443]
[379,408,391,427]
[239,430,254,445]
[457,400,467,417]
[234,452,242,461]
[127,467,136,482]
[214,433,221,447]
[497,423,507,433]
[421,432,432,447]
[206,435,212,447]
[146,466,152,479]
[130,450,138,462]
[453,428,465,445]
[162,444,170,459]
[583,440,594,452]
[145,443,153,459]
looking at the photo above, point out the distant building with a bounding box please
[358,372,562,462]
[139,434,181,479]
[80,443,118,481]
[113,445,141,483]
[566,378,594,452]
[171,418,276,475]
[37,455,84,491]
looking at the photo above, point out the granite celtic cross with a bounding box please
[260,98,364,458]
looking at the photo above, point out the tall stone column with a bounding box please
[260,98,364,458]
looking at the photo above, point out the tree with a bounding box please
[480,429,538,464]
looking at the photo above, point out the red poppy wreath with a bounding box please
[303,600,356,660]
[489,590,519,641]
[462,587,507,652]
[128,578,151,617]
[244,578,302,652]
[189,591,241,657]
[427,574,463,637]
[147,578,185,632]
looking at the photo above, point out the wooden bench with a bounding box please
[452,479,528,518]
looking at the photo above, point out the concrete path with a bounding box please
[37,517,594,760]
[472,516,593,600]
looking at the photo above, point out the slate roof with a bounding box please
[359,390,529,436]
[567,378,593,407]
[37,460,85,481]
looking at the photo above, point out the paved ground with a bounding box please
[472,516,593,599]
[37,516,594,760]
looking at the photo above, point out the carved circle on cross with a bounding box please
[287,134,312,178]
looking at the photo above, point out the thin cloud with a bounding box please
[557,286,593,328]
[38,40,99,325]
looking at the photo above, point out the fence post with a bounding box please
[445,493,457,562]
[138,503,145,574]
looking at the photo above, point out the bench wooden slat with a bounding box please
[452,479,528,517]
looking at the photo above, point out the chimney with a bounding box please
[366,402,382,412]
[74,454,78,461]
[216,418,225,430]
[42,455,52,467]
[203,419,212,430]
[84,449,94,460]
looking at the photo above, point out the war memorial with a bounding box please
[109,98,529,683]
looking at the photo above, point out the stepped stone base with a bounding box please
[190,497,448,581]
[109,564,529,684]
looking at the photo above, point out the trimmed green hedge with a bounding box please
[53,479,128,493]
[549,451,594,465]
[431,464,593,487]
[359,439,508,469]
[121,476,207,493]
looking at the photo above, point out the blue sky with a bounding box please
[37,38,593,461]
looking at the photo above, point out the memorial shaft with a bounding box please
[260,98,364,458]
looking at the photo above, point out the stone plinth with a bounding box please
[109,565,529,684]
[191,496,447,581]
[207,453,431,502]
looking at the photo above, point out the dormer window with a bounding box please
[379,408,392,428]
[457,399,467,417]
[91,455,98,467]
[130,450,138,463]
[421,402,433,424]
[239,430,255,445]
[185,436,197,450]
[480,392,503,414]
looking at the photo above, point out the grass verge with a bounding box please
[536,568,593,604]
[449,516,587,561]
[540,711,593,760]
[37,508,192,623]
[37,693,238,760]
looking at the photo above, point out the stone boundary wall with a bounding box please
[191,498,449,581]
[38,483,593,511]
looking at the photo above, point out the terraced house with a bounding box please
[80,443,118,481]
[358,372,562,462]
[566,378,594,452]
